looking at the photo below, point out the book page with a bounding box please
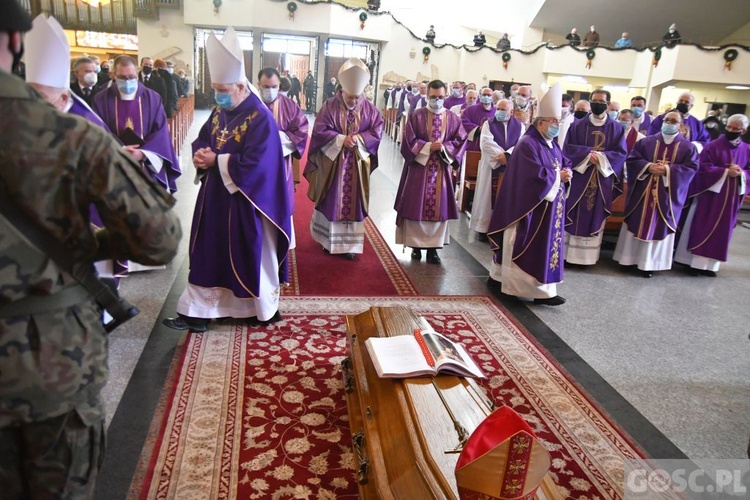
[422,332,485,379]
[365,336,435,378]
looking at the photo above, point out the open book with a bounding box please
[365,318,485,379]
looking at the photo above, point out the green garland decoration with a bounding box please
[724,49,738,69]
[585,49,595,68]
[422,46,431,61]
[502,51,510,68]
[287,1,297,11]
[285,2,750,57]
[359,12,367,22]
[212,0,221,11]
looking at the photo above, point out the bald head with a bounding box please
[29,83,69,111]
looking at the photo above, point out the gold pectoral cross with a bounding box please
[216,128,230,150]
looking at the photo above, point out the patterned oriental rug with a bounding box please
[132,297,648,499]
[283,177,416,297]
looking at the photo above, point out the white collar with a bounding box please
[589,113,607,126]
[661,132,678,144]
[63,95,74,113]
[118,89,137,101]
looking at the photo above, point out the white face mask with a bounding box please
[82,73,98,87]
[260,87,279,103]
[166,67,174,74]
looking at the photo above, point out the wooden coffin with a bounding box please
[343,306,561,499]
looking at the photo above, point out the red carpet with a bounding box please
[284,174,417,296]
[134,297,649,499]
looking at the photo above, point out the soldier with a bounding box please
[0,0,182,497]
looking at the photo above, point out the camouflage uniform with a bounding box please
[0,70,181,498]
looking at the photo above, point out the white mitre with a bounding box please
[537,82,562,119]
[206,27,246,84]
[25,14,70,89]
[338,58,370,96]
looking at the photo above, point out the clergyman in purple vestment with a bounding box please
[304,58,383,260]
[92,55,181,193]
[648,92,710,152]
[163,28,291,332]
[613,111,698,276]
[562,89,627,265]
[461,88,496,152]
[444,81,466,110]
[675,116,750,275]
[486,83,571,305]
[470,99,524,236]
[394,80,468,264]
[258,67,309,249]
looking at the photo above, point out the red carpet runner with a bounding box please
[133,297,651,499]
[284,174,416,296]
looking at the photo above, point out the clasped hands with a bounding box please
[727,163,742,178]
[194,147,217,170]
[343,134,358,149]
[560,168,573,183]
[648,162,668,176]
[430,141,443,152]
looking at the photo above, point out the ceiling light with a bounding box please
[726,85,750,90]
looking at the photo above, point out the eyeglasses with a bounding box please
[663,119,680,124]
[541,119,560,125]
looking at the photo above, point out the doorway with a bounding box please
[260,33,319,111]
[194,28,254,109]
[324,38,380,106]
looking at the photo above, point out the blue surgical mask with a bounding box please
[452,88,461,98]
[546,124,560,139]
[608,110,619,121]
[631,106,644,117]
[215,92,234,109]
[662,123,679,135]
[412,88,419,95]
[117,78,137,95]
[495,110,509,122]
[619,120,631,129]
[428,97,444,111]
[515,95,528,108]
[480,95,493,105]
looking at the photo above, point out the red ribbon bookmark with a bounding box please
[414,328,436,367]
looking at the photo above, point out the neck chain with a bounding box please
[215,106,247,150]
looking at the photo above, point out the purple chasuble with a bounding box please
[444,95,466,110]
[69,94,112,134]
[636,112,652,135]
[462,104,496,152]
[267,94,309,215]
[648,113,710,146]
[682,136,750,261]
[92,84,181,192]
[188,93,292,297]
[623,133,698,241]
[563,117,627,236]
[304,93,383,222]
[487,117,523,202]
[394,107,467,222]
[487,126,570,285]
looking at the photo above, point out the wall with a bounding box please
[137,7,194,74]
[721,21,750,45]
[133,0,750,114]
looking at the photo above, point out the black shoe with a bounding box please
[411,249,422,261]
[426,249,441,264]
[247,311,282,327]
[640,270,653,278]
[564,261,584,269]
[533,296,566,306]
[476,232,488,242]
[700,270,717,277]
[163,316,208,332]
[343,253,356,261]
[486,277,502,291]
[619,264,637,273]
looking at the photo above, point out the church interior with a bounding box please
[7,0,750,498]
